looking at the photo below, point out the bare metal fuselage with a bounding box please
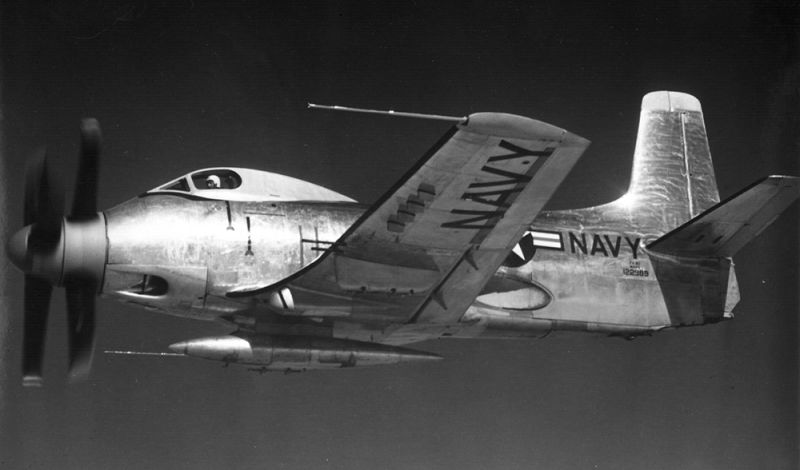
[101,192,738,345]
[98,93,757,347]
[7,92,795,380]
[103,196,360,317]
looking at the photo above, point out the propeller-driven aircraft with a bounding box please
[7,91,799,386]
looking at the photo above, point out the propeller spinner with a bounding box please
[6,119,107,386]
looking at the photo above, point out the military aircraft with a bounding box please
[7,91,799,386]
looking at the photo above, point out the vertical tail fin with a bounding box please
[626,91,720,233]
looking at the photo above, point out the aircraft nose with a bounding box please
[5,223,65,284]
[6,225,32,272]
[5,215,107,286]
[61,216,107,282]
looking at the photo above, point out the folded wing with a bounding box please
[230,112,590,326]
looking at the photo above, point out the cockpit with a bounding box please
[160,169,243,192]
[147,167,356,203]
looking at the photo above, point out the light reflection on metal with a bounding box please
[10,91,798,378]
[6,215,107,286]
[463,91,735,338]
[169,335,442,371]
[614,191,638,211]
[101,195,362,319]
[94,92,795,351]
[148,167,357,203]
[104,350,185,357]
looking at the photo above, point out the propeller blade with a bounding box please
[24,148,46,226]
[22,275,53,387]
[28,219,63,253]
[65,278,96,380]
[67,119,102,380]
[24,151,63,252]
[16,119,103,386]
[71,119,101,219]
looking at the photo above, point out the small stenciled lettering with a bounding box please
[622,260,650,278]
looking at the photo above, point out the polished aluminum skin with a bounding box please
[168,335,441,371]
[98,91,797,365]
[7,215,106,287]
[102,195,361,319]
[10,91,798,372]
[461,91,732,339]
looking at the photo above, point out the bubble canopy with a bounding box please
[147,167,357,203]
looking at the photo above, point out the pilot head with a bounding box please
[206,175,221,188]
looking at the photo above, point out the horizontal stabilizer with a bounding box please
[647,176,799,258]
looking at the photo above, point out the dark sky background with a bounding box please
[1,1,798,469]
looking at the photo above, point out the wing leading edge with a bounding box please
[229,112,590,328]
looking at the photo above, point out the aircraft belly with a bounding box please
[101,196,716,336]
[523,251,669,327]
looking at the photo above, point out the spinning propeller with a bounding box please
[7,119,107,387]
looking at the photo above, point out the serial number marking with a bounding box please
[622,267,650,277]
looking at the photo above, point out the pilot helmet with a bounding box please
[206,175,221,188]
